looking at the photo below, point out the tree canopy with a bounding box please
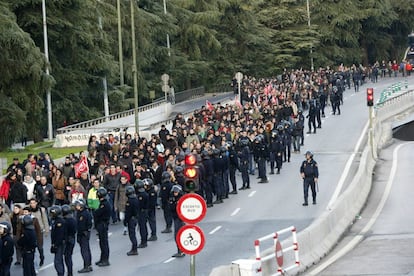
[0,0,413,149]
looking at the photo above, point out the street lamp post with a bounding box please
[131,0,139,134]
[42,0,53,140]
[306,0,314,71]
[98,0,109,120]
[117,0,124,85]
[163,0,171,57]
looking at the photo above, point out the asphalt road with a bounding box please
[308,140,414,276]
[11,76,413,276]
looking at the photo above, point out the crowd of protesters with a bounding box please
[0,59,410,272]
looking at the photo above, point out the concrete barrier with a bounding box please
[211,89,414,276]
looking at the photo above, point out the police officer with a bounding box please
[220,146,230,198]
[135,180,149,248]
[212,148,224,203]
[315,98,322,129]
[307,100,317,134]
[125,185,139,256]
[169,185,185,258]
[282,121,292,163]
[49,205,66,276]
[160,172,173,232]
[270,130,284,175]
[300,151,319,206]
[62,204,77,276]
[17,215,37,276]
[143,178,157,242]
[238,138,250,189]
[0,221,14,276]
[93,187,111,266]
[297,110,305,146]
[253,134,268,183]
[201,150,214,207]
[228,142,239,194]
[74,199,93,273]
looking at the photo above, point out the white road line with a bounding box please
[309,142,409,275]
[209,225,222,235]
[248,191,256,197]
[163,257,175,264]
[326,121,369,210]
[38,263,54,271]
[306,134,310,137]
[231,208,241,217]
[325,116,329,119]
[350,94,355,97]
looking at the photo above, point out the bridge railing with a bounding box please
[56,98,166,134]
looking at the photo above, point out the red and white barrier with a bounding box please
[254,226,299,275]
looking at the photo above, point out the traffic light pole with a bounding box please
[368,106,376,159]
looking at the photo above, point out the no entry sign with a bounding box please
[177,193,207,224]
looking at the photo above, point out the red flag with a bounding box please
[206,100,214,111]
[74,156,89,178]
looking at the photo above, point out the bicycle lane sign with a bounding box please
[176,224,205,255]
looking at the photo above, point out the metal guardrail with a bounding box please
[174,87,205,103]
[56,98,166,134]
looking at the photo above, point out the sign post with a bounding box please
[235,72,243,105]
[176,194,207,276]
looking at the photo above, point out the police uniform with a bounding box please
[201,152,214,207]
[76,206,93,272]
[136,189,149,248]
[146,186,158,241]
[64,212,77,276]
[300,154,319,206]
[125,190,139,255]
[270,131,283,174]
[160,179,173,232]
[253,135,268,183]
[228,146,239,194]
[169,187,185,257]
[17,219,37,276]
[51,215,67,276]
[238,141,250,189]
[212,150,225,203]
[93,197,111,266]
[0,224,14,276]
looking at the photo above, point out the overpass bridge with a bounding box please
[53,86,234,147]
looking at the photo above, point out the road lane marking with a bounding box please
[164,258,175,263]
[306,134,310,137]
[248,191,256,197]
[309,142,411,275]
[209,226,222,235]
[231,208,241,217]
[326,121,369,210]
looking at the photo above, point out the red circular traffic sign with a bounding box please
[275,240,283,267]
[176,193,207,224]
[176,224,205,255]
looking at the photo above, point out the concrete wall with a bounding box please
[211,89,414,276]
[53,103,172,147]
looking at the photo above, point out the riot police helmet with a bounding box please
[125,185,136,198]
[21,215,35,229]
[134,179,145,192]
[170,185,182,194]
[175,166,184,175]
[201,150,210,160]
[161,171,171,184]
[97,187,108,199]
[212,148,221,157]
[0,221,12,234]
[61,204,72,216]
[143,178,154,189]
[239,138,249,147]
[277,124,284,131]
[49,205,62,219]
[74,199,86,210]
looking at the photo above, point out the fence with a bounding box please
[56,98,166,134]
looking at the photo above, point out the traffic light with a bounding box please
[367,88,374,106]
[183,154,199,192]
